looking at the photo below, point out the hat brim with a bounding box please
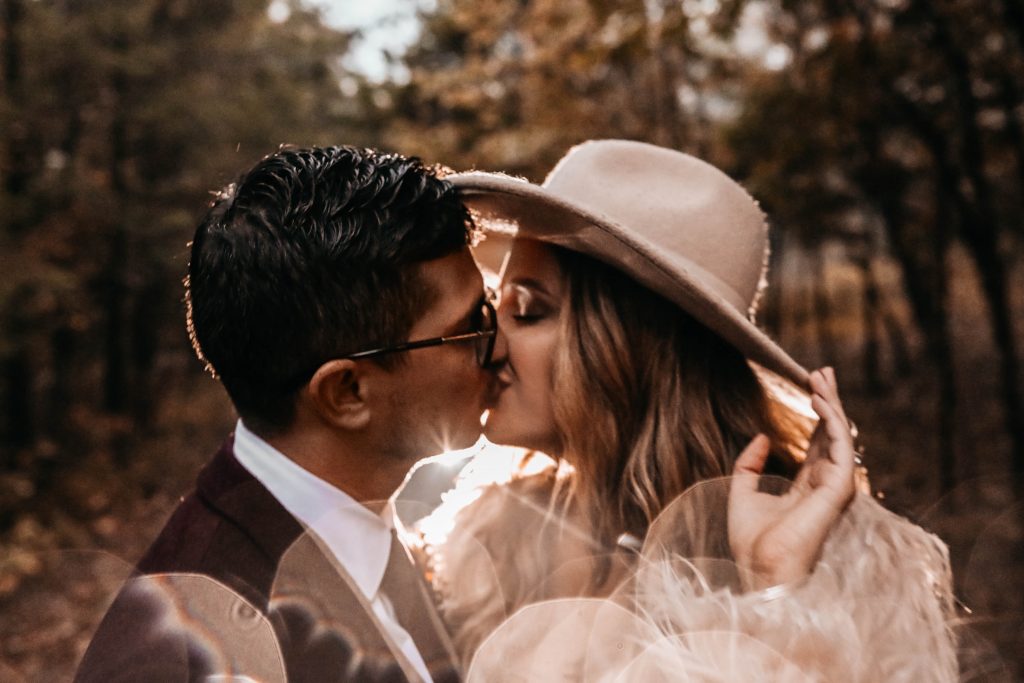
[451,172,810,391]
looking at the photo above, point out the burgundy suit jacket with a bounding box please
[74,438,459,683]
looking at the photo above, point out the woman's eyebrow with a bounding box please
[506,277,551,296]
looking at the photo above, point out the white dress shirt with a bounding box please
[233,419,433,682]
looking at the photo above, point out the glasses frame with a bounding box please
[343,296,498,368]
[283,296,498,391]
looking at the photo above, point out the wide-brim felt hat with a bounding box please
[450,139,810,390]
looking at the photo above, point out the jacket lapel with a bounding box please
[196,437,306,569]
[195,437,458,682]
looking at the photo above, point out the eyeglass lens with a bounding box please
[474,300,497,367]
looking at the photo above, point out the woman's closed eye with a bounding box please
[501,284,552,323]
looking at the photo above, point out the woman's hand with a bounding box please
[728,367,857,589]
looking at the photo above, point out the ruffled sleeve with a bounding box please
[424,470,567,666]
[426,473,957,681]
[628,492,957,682]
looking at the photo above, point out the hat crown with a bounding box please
[542,140,767,315]
[448,139,808,388]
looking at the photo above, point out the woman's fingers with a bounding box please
[729,372,857,586]
[814,393,854,458]
[795,375,837,494]
[783,387,855,559]
[810,368,854,445]
[813,367,849,427]
[792,423,824,492]
[732,434,771,495]
[808,368,828,396]
[808,390,856,507]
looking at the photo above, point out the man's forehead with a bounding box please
[419,248,481,293]
[413,249,483,327]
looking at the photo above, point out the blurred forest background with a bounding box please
[1,0,1023,679]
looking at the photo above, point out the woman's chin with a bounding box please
[482,420,521,448]
[484,413,558,455]
[483,411,527,447]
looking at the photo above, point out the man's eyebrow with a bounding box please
[443,293,485,335]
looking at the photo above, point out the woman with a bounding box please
[421,141,956,681]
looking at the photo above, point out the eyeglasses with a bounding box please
[344,296,498,368]
[283,294,498,390]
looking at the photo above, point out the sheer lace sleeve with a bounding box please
[627,490,957,681]
[424,463,956,681]
[423,470,564,666]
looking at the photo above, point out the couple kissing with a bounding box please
[75,141,957,682]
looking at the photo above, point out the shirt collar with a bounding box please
[232,419,392,599]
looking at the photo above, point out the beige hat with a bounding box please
[450,139,809,389]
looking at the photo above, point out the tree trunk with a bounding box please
[644,16,685,152]
[849,1,960,500]
[47,322,75,444]
[922,0,1024,491]
[1,0,23,88]
[929,269,958,503]
[854,250,884,392]
[3,344,33,459]
[930,183,959,503]
[1000,0,1024,59]
[2,0,29,228]
[971,236,1024,487]
[101,237,127,415]
[995,11,1024,525]
[102,54,131,415]
[876,204,959,500]
[880,300,914,379]
[855,114,959,499]
[810,244,837,370]
[130,278,163,428]
[996,71,1024,211]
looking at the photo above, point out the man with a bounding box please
[75,146,496,682]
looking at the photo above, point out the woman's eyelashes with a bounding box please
[502,284,550,323]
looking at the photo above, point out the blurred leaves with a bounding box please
[0,0,367,608]
[0,0,369,458]
[1,0,1023,677]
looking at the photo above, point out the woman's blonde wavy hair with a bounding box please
[550,247,811,562]
[433,246,816,662]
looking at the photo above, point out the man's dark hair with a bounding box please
[186,146,473,433]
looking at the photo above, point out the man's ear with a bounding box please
[306,359,372,431]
